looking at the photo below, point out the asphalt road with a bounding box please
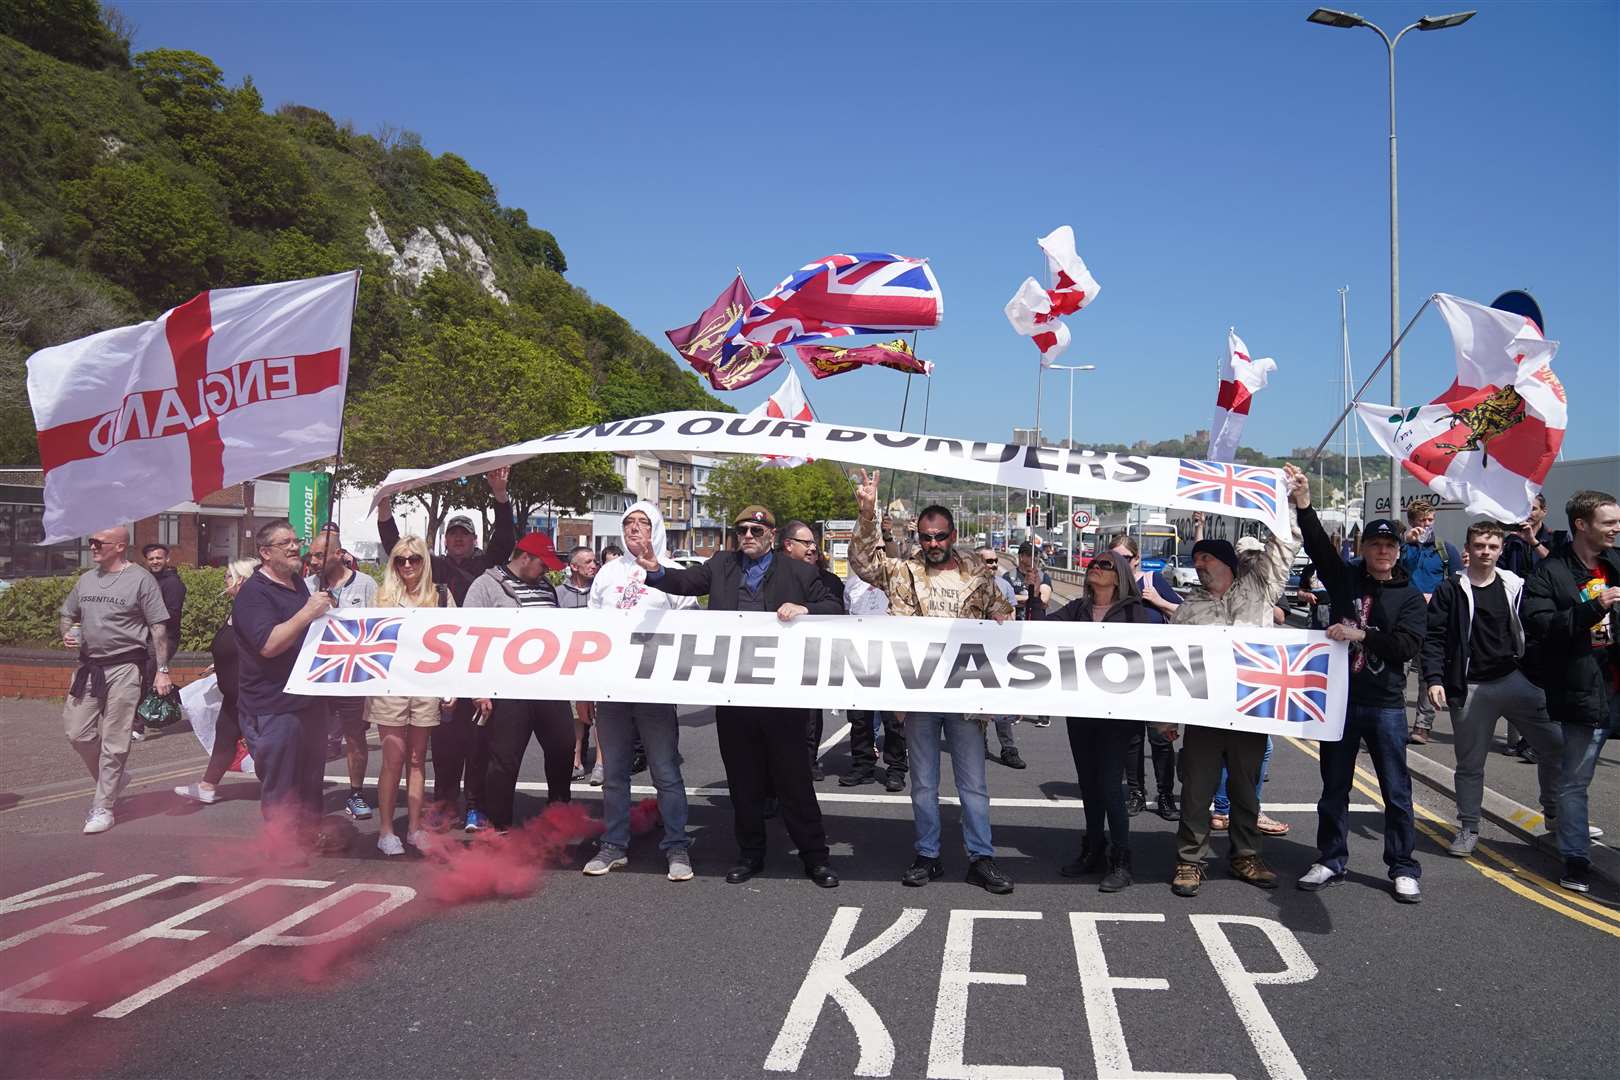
[2,694,1617,1080]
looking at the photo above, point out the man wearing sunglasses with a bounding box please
[849,469,1016,895]
[636,505,843,888]
[58,525,174,834]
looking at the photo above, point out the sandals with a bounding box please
[1210,813,1230,831]
[1258,813,1291,836]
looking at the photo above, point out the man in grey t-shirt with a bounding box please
[58,525,172,834]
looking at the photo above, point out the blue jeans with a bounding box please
[1554,694,1616,861]
[905,712,993,859]
[1214,736,1273,815]
[1316,704,1420,879]
[595,701,689,852]
[241,708,326,831]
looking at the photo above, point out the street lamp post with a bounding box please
[1307,7,1475,519]
[1047,363,1097,569]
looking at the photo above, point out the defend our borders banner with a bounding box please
[287,609,1349,742]
[370,411,1296,537]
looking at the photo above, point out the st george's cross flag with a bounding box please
[1207,328,1278,462]
[1354,293,1566,523]
[26,271,357,544]
[1003,277,1072,364]
[748,366,816,468]
[1037,225,1102,316]
[723,253,943,364]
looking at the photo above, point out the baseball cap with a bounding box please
[514,532,564,570]
[1362,519,1402,544]
[734,505,776,528]
[445,515,477,536]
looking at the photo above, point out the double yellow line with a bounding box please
[0,763,205,815]
[1285,737,1620,939]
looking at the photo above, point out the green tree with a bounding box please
[0,0,128,69]
[704,457,854,529]
[132,48,227,139]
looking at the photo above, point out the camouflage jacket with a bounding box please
[849,513,1013,621]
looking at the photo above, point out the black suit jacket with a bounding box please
[649,551,842,613]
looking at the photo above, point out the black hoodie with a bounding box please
[1299,505,1426,707]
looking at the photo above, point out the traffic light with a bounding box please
[1045,506,1056,530]
[1024,505,1038,527]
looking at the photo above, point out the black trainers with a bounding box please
[901,855,944,887]
[1125,789,1147,817]
[1059,837,1109,878]
[1155,792,1181,821]
[1099,847,1133,893]
[1559,858,1592,894]
[882,770,905,793]
[966,856,1014,895]
[839,769,876,787]
[1000,748,1027,770]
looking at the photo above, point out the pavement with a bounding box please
[3,687,1618,1079]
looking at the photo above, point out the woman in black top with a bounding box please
[1048,552,1163,891]
[174,558,259,805]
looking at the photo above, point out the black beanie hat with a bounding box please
[1191,538,1240,577]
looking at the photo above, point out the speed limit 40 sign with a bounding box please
[1071,509,1093,530]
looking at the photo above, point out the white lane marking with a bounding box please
[928,910,1061,1080]
[1189,916,1315,1080]
[0,873,158,918]
[817,717,850,758]
[764,906,927,1077]
[0,874,234,957]
[96,882,415,1018]
[322,776,1371,813]
[1070,912,1232,1080]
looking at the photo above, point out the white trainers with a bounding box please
[666,847,694,882]
[583,844,628,876]
[83,808,115,835]
[1296,863,1341,891]
[1447,828,1479,857]
[1393,875,1422,904]
[405,829,431,850]
[377,833,405,856]
[174,783,219,805]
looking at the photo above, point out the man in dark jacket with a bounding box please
[1523,489,1620,894]
[780,520,846,780]
[1421,520,1560,858]
[380,466,513,828]
[1297,495,1428,903]
[636,505,842,888]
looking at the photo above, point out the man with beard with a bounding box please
[635,506,843,888]
[850,470,1016,894]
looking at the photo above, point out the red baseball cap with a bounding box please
[514,532,564,571]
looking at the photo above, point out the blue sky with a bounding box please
[127,0,1618,462]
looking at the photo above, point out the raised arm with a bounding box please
[1236,464,1305,608]
[849,468,906,590]
[484,467,515,565]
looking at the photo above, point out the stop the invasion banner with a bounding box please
[287,609,1348,741]
[371,411,1293,535]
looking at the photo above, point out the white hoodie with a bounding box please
[589,500,698,611]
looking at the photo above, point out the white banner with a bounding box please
[372,411,1293,536]
[286,609,1348,741]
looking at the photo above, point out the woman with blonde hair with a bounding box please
[371,535,456,855]
[175,558,261,806]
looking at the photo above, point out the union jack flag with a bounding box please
[1233,641,1332,724]
[306,616,405,684]
[723,253,942,362]
[1175,459,1283,517]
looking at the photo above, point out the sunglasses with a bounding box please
[918,530,953,542]
[393,554,425,567]
[784,536,815,546]
[88,539,109,549]
[735,524,770,537]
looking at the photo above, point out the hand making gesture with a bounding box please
[854,468,880,519]
[1283,463,1310,508]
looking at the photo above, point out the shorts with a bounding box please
[323,697,368,739]
[366,697,442,728]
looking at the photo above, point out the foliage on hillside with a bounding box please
[0,5,726,534]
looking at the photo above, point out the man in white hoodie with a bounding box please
[1421,520,1562,857]
[585,502,700,882]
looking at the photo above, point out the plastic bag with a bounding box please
[136,688,183,729]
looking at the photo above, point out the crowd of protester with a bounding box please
[57,471,1617,897]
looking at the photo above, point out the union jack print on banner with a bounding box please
[724,253,942,361]
[1233,641,1332,724]
[307,616,405,683]
[1175,459,1283,518]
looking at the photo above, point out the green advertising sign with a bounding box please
[289,470,331,544]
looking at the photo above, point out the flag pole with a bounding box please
[884,332,919,505]
[327,268,363,544]
[912,370,933,506]
[1309,295,1432,461]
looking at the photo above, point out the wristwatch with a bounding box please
[157,665,170,673]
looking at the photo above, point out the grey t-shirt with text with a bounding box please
[60,564,170,659]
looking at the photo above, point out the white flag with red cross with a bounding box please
[1003,277,1072,365]
[749,365,815,468]
[26,271,358,543]
[1355,292,1566,523]
[1207,327,1277,462]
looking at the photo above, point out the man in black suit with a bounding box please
[636,505,843,888]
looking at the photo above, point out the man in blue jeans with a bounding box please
[1523,490,1620,894]
[1297,499,1428,903]
[849,470,1015,894]
[232,518,338,861]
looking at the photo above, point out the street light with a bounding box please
[1307,7,1475,519]
[1047,362,1097,569]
